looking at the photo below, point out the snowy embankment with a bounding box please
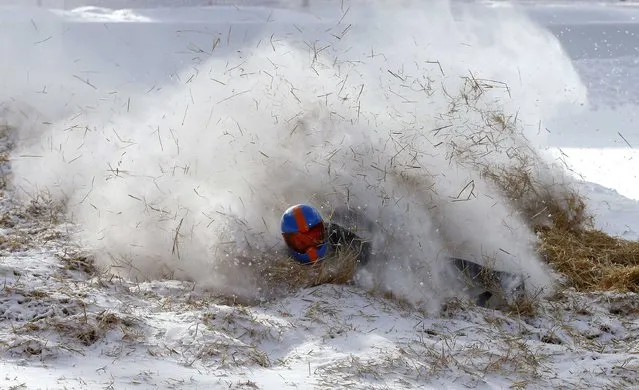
[1,1,638,389]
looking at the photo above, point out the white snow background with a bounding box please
[0,0,638,389]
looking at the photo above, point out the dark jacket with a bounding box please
[325,222,372,266]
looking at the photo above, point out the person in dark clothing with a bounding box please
[280,204,524,307]
[280,204,372,265]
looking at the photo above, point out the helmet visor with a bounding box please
[283,222,326,253]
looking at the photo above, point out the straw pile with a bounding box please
[485,163,639,293]
[536,203,639,293]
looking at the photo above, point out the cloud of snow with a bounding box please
[4,0,587,307]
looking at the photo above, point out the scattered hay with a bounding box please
[266,248,360,290]
[505,296,539,317]
[56,251,97,275]
[0,153,7,190]
[432,77,638,297]
[0,125,13,190]
[0,232,30,252]
[453,103,639,294]
[44,309,129,347]
[0,213,16,228]
[537,225,639,293]
[201,247,362,305]
[22,191,65,224]
[5,338,57,359]
[486,157,639,293]
[484,167,593,232]
[491,165,639,293]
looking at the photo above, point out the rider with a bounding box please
[280,203,525,308]
[280,203,372,266]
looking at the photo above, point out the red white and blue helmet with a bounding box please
[281,204,328,264]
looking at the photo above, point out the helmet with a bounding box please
[281,204,328,264]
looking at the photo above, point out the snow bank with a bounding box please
[4,0,587,306]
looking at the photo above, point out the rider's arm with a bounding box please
[326,223,372,265]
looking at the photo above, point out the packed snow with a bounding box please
[1,0,638,389]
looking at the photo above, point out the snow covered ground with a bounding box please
[1,0,639,389]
